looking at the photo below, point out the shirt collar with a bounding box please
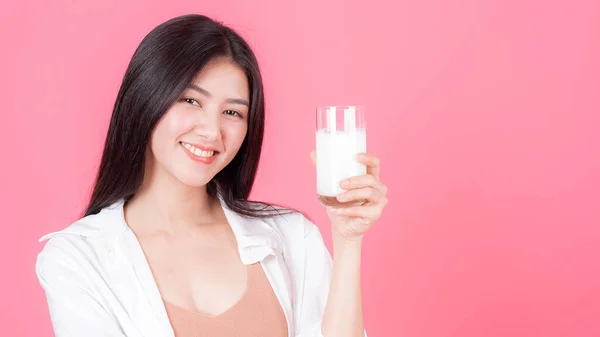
[218,196,283,264]
[39,196,283,264]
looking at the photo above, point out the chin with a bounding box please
[170,166,216,187]
[176,174,214,187]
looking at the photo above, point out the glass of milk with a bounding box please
[316,105,367,207]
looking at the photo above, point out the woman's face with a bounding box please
[148,58,250,187]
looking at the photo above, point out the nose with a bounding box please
[194,110,222,141]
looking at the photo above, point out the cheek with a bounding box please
[158,110,194,138]
[223,122,248,151]
[151,110,193,154]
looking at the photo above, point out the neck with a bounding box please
[125,162,225,235]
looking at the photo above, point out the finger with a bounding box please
[330,204,383,219]
[357,153,381,179]
[340,175,386,195]
[337,187,385,204]
[310,150,316,167]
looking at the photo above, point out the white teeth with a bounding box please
[181,142,215,158]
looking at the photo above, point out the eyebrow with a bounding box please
[186,83,249,106]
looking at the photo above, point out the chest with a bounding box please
[138,233,248,317]
[163,263,289,337]
[99,228,300,337]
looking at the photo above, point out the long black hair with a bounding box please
[84,14,291,218]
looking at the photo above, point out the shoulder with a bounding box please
[38,199,126,243]
[253,205,328,258]
[257,206,319,239]
[36,200,127,280]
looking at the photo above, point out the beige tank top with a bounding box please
[162,262,288,337]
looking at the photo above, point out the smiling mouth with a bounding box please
[179,142,219,158]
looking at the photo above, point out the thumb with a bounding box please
[310,150,316,167]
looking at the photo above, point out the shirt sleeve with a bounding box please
[36,239,127,337]
[296,216,367,337]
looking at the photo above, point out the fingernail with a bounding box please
[340,179,349,188]
[337,194,347,201]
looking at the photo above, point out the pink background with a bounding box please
[2,0,599,336]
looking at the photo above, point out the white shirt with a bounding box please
[36,198,366,337]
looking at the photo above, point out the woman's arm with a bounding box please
[299,220,367,337]
[36,239,126,337]
[321,235,365,337]
[315,151,388,337]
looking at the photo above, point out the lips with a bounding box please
[179,142,219,164]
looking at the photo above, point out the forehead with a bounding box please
[190,58,249,98]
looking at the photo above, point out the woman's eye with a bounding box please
[182,98,200,106]
[223,110,243,118]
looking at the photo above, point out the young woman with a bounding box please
[36,14,388,337]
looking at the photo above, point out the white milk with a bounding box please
[316,128,367,198]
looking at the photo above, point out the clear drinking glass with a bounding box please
[316,105,367,207]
